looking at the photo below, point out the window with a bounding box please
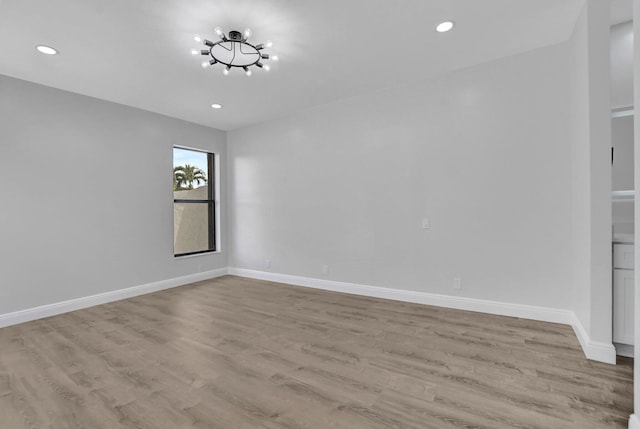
[173,147,216,256]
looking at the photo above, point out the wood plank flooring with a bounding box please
[0,275,633,428]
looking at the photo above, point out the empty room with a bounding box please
[0,0,639,428]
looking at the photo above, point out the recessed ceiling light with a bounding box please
[36,45,58,55]
[435,21,455,33]
[211,103,223,109]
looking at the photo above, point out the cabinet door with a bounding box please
[613,244,635,269]
[613,269,635,345]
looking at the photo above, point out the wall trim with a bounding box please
[630,414,640,429]
[0,268,229,329]
[614,342,634,359]
[569,313,617,364]
[0,266,617,365]
[229,267,616,364]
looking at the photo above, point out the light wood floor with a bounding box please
[0,275,633,428]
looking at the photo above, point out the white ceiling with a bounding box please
[0,0,586,130]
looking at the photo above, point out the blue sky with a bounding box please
[173,147,208,174]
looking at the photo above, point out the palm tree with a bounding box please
[173,166,182,191]
[173,165,207,190]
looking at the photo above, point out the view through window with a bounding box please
[173,147,215,256]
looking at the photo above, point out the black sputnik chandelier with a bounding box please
[191,27,278,76]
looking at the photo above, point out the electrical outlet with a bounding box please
[265,259,271,269]
[322,265,329,275]
[453,278,462,290]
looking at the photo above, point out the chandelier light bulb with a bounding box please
[264,64,271,71]
[244,28,252,39]
[223,66,230,75]
[201,61,210,68]
[194,35,202,43]
[265,40,273,48]
[271,55,279,62]
[214,26,224,37]
[190,49,199,56]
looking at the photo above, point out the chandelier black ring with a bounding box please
[192,28,277,76]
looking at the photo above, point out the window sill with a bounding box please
[174,250,222,259]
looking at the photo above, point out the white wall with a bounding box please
[0,75,228,315]
[228,41,574,310]
[568,0,613,348]
[569,5,592,336]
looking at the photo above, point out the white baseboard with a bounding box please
[1,266,617,366]
[614,342,634,358]
[570,314,617,364]
[0,268,229,329]
[229,268,616,364]
[630,414,640,429]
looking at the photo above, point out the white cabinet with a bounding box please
[613,244,634,269]
[613,244,634,347]
[613,269,634,345]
